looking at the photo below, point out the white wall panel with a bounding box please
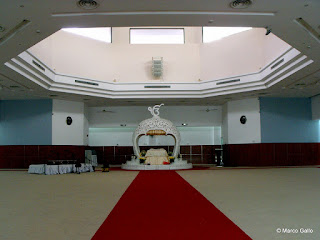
[89,126,221,146]
[52,100,85,145]
[226,98,261,144]
[88,105,222,128]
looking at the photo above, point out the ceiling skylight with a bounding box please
[130,28,184,44]
[203,27,252,43]
[62,27,111,43]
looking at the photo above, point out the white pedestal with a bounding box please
[121,158,192,170]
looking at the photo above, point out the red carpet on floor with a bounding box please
[92,171,251,240]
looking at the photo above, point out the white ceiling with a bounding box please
[0,0,319,106]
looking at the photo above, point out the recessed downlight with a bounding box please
[230,0,252,9]
[77,0,99,10]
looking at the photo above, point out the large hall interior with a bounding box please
[0,0,320,239]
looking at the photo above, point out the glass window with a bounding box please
[203,27,252,43]
[130,28,184,44]
[62,27,112,43]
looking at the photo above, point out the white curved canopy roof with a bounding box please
[132,104,181,158]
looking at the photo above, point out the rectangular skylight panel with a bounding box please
[62,27,112,43]
[203,27,252,43]
[130,28,184,44]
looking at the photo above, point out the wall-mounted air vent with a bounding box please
[144,85,171,88]
[75,80,99,86]
[0,20,30,45]
[216,79,240,85]
[294,18,320,43]
[32,60,45,72]
[271,58,284,70]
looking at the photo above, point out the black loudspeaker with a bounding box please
[66,116,73,125]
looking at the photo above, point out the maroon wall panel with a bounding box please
[24,146,39,167]
[259,144,274,166]
[318,144,320,164]
[191,145,201,154]
[1,143,319,168]
[273,143,288,166]
[180,146,190,154]
[228,143,320,167]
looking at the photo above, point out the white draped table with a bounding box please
[28,163,93,175]
[145,148,170,165]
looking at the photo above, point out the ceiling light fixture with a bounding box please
[0,19,30,45]
[52,11,274,17]
[181,123,188,126]
[77,0,99,10]
[294,17,320,43]
[230,0,253,9]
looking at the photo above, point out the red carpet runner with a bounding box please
[92,171,251,240]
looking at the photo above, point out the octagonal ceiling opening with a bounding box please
[26,26,292,84]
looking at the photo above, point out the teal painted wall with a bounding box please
[0,100,52,145]
[260,98,319,143]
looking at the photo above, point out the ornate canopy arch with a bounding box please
[132,104,181,158]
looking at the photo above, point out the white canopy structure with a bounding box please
[132,104,181,159]
[121,104,192,170]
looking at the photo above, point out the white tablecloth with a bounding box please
[28,164,45,174]
[45,165,59,175]
[73,163,94,173]
[28,163,94,175]
[59,164,74,174]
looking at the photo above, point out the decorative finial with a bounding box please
[148,103,164,117]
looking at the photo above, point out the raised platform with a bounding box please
[121,159,192,170]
